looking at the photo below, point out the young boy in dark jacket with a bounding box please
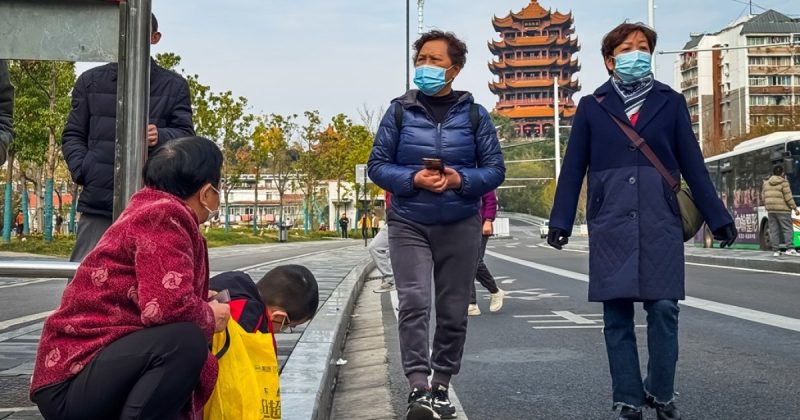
[209,265,320,348]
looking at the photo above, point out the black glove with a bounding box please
[547,227,570,250]
[713,223,738,248]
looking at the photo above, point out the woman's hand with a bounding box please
[208,300,231,333]
[414,169,447,193]
[482,220,494,236]
[443,167,462,190]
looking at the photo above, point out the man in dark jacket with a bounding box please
[62,14,195,262]
[0,60,13,165]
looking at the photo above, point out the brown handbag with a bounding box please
[594,96,703,242]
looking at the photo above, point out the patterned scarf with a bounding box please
[611,73,654,118]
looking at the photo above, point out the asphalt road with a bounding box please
[382,220,800,420]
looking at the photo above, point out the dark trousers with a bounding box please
[33,323,208,420]
[603,300,680,409]
[69,213,113,262]
[470,235,500,304]
[340,224,348,238]
[388,210,481,387]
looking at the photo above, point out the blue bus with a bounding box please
[703,131,800,250]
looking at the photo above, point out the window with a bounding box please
[795,56,800,65]
[747,36,768,46]
[767,56,791,66]
[750,76,767,86]
[750,95,792,105]
[787,141,800,202]
[749,56,766,65]
[767,75,792,86]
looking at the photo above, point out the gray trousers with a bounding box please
[70,213,113,263]
[470,235,500,304]
[388,210,481,384]
[768,213,794,251]
[367,224,393,277]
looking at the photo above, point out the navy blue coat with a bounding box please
[549,80,732,302]
[62,60,194,218]
[368,90,505,225]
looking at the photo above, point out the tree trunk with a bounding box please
[43,65,59,242]
[2,151,14,242]
[253,170,259,235]
[223,188,231,232]
[69,183,79,235]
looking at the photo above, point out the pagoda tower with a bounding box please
[489,0,581,137]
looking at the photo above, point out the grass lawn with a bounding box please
[0,228,344,258]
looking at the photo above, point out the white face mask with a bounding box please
[203,186,221,223]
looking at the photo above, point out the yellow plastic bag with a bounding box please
[204,319,281,420]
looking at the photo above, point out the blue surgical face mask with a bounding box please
[414,65,453,96]
[613,51,652,82]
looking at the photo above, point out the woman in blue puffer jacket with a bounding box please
[368,30,505,420]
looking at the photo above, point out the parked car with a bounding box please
[539,220,549,239]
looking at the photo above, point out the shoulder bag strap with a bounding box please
[593,95,681,194]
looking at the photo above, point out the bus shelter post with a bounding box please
[113,0,152,220]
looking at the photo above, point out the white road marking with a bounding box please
[0,311,54,331]
[486,250,800,333]
[235,246,358,272]
[389,290,469,420]
[500,279,516,284]
[0,278,61,289]
[533,325,646,330]
[0,407,39,413]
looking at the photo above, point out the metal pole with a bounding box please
[648,0,656,78]
[0,260,79,278]
[113,0,151,220]
[417,0,424,35]
[405,0,411,91]
[363,165,368,247]
[553,77,561,181]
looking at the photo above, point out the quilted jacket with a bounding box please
[62,60,194,218]
[549,80,732,301]
[0,60,12,165]
[762,175,797,213]
[368,90,505,225]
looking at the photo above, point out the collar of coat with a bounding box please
[108,58,164,82]
[393,89,474,118]
[593,78,673,132]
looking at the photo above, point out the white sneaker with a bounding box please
[786,249,798,256]
[372,279,395,293]
[489,289,505,313]
[467,304,481,316]
[773,251,782,257]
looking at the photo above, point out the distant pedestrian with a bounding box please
[338,213,349,238]
[62,13,194,263]
[369,192,394,293]
[762,165,799,256]
[368,30,505,420]
[15,210,23,238]
[55,214,64,236]
[30,137,228,420]
[371,213,380,237]
[468,190,504,316]
[548,23,736,420]
[0,59,13,165]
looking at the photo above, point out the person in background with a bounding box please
[370,192,395,293]
[547,23,737,420]
[468,190,505,316]
[62,13,194,263]
[55,214,64,236]
[0,60,13,165]
[15,210,23,239]
[30,137,229,420]
[762,164,799,256]
[371,212,380,237]
[368,30,505,420]
[339,213,350,239]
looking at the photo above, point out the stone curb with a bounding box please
[280,257,375,420]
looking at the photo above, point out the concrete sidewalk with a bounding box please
[0,244,372,420]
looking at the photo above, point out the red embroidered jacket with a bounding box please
[30,188,217,417]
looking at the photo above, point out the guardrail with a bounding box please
[0,261,78,278]
[498,211,547,226]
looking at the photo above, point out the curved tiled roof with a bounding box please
[493,1,573,29]
[488,57,579,71]
[496,106,577,119]
[489,78,580,90]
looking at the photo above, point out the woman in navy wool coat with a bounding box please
[548,23,737,420]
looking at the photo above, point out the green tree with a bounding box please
[296,110,324,233]
[259,113,298,232]
[9,61,75,241]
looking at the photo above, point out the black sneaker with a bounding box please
[406,388,440,420]
[618,406,643,420]
[646,396,681,420]
[431,384,457,419]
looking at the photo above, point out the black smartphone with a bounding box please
[423,158,443,171]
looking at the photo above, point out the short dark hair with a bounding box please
[257,265,319,322]
[143,136,222,199]
[151,14,158,33]
[413,30,468,68]
[774,165,785,176]
[601,23,657,74]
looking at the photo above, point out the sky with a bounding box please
[77,0,800,125]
